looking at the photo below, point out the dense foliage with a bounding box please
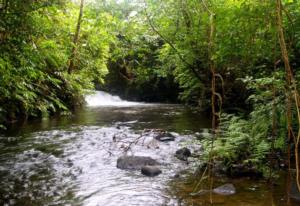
[0,0,112,127]
[103,0,300,178]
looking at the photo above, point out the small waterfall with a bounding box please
[85,91,142,107]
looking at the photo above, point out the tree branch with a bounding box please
[143,3,202,81]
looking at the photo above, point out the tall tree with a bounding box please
[276,0,300,192]
[68,0,85,74]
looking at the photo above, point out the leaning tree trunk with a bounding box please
[68,0,84,74]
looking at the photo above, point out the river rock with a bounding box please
[154,132,175,142]
[141,166,162,177]
[175,148,191,161]
[212,161,227,175]
[229,164,261,177]
[117,156,159,170]
[213,183,236,195]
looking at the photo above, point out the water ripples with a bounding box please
[0,123,197,206]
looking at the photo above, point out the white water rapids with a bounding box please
[85,91,143,107]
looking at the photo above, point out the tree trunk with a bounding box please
[276,0,300,192]
[68,0,84,74]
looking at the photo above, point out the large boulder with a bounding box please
[117,156,159,170]
[154,132,175,142]
[213,183,236,196]
[175,148,191,161]
[141,166,162,177]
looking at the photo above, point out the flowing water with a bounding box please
[0,91,298,206]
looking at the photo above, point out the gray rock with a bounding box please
[154,132,175,142]
[173,173,180,178]
[213,183,236,195]
[141,166,162,177]
[117,156,159,170]
[175,148,191,161]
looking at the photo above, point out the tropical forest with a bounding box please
[0,0,300,205]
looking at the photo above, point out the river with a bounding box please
[0,91,298,206]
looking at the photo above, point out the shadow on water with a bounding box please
[0,91,298,205]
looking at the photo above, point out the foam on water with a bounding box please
[85,91,143,107]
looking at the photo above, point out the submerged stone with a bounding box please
[175,148,191,161]
[213,183,236,196]
[117,156,159,170]
[154,132,175,142]
[141,166,162,177]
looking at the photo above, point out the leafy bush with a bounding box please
[0,0,112,126]
[200,75,288,176]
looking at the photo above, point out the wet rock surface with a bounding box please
[141,166,162,177]
[154,132,176,142]
[175,148,191,161]
[213,183,236,195]
[189,183,236,197]
[117,156,159,170]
